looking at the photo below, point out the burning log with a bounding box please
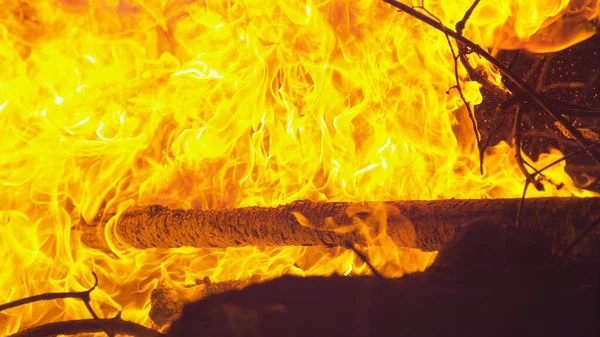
[149,277,254,329]
[82,197,600,258]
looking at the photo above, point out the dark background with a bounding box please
[476,33,600,192]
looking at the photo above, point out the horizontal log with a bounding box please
[80,197,600,258]
[79,197,600,256]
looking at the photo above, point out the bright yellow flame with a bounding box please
[0,0,598,334]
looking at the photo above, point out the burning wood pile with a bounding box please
[1,0,599,336]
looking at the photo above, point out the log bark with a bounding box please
[149,277,253,329]
[80,197,600,258]
[167,261,600,337]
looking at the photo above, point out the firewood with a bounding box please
[166,222,599,337]
[8,315,163,337]
[80,197,600,258]
[166,262,600,337]
[149,277,254,329]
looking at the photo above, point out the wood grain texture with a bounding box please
[80,197,600,258]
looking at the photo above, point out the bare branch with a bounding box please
[559,217,600,263]
[7,314,164,337]
[536,142,600,177]
[455,0,481,36]
[382,0,600,165]
[0,274,99,313]
[479,109,513,162]
[516,179,530,228]
[0,273,115,337]
[414,4,482,173]
[513,106,544,191]
[343,241,385,279]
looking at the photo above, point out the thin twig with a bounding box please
[0,274,99,312]
[7,313,164,337]
[500,83,598,116]
[515,180,530,228]
[0,273,115,337]
[536,55,553,91]
[478,108,513,162]
[415,2,482,174]
[513,105,544,191]
[515,143,600,229]
[523,161,544,179]
[545,96,600,117]
[543,82,586,91]
[82,300,114,337]
[457,45,494,88]
[382,0,600,165]
[344,241,385,279]
[558,217,600,263]
[447,34,482,174]
[524,56,545,83]
[535,142,600,176]
[522,130,580,146]
[455,0,481,36]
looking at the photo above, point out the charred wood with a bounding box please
[166,222,600,337]
[8,315,163,337]
[81,197,600,259]
[149,277,253,330]
[167,263,600,337]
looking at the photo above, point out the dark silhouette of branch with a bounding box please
[0,273,99,313]
[398,0,600,232]
[7,313,164,337]
[455,0,481,36]
[0,273,114,337]
[514,142,600,228]
[513,106,544,191]
[449,44,483,173]
[479,108,513,157]
[515,180,530,228]
[544,96,600,117]
[559,217,600,263]
[415,2,482,173]
[343,241,385,279]
[537,143,600,175]
[382,0,600,165]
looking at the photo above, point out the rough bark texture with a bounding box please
[149,277,253,330]
[80,197,600,258]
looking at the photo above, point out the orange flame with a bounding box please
[1,0,598,334]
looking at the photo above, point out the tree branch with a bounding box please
[0,273,114,337]
[415,2,482,173]
[7,314,163,337]
[0,274,100,313]
[455,0,481,36]
[513,105,544,191]
[382,0,600,165]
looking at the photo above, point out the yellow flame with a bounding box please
[1,0,598,334]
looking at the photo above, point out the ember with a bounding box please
[1,0,599,336]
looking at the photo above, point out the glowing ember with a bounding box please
[0,0,598,334]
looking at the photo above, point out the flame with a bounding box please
[1,0,598,334]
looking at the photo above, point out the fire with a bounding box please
[0,0,598,334]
